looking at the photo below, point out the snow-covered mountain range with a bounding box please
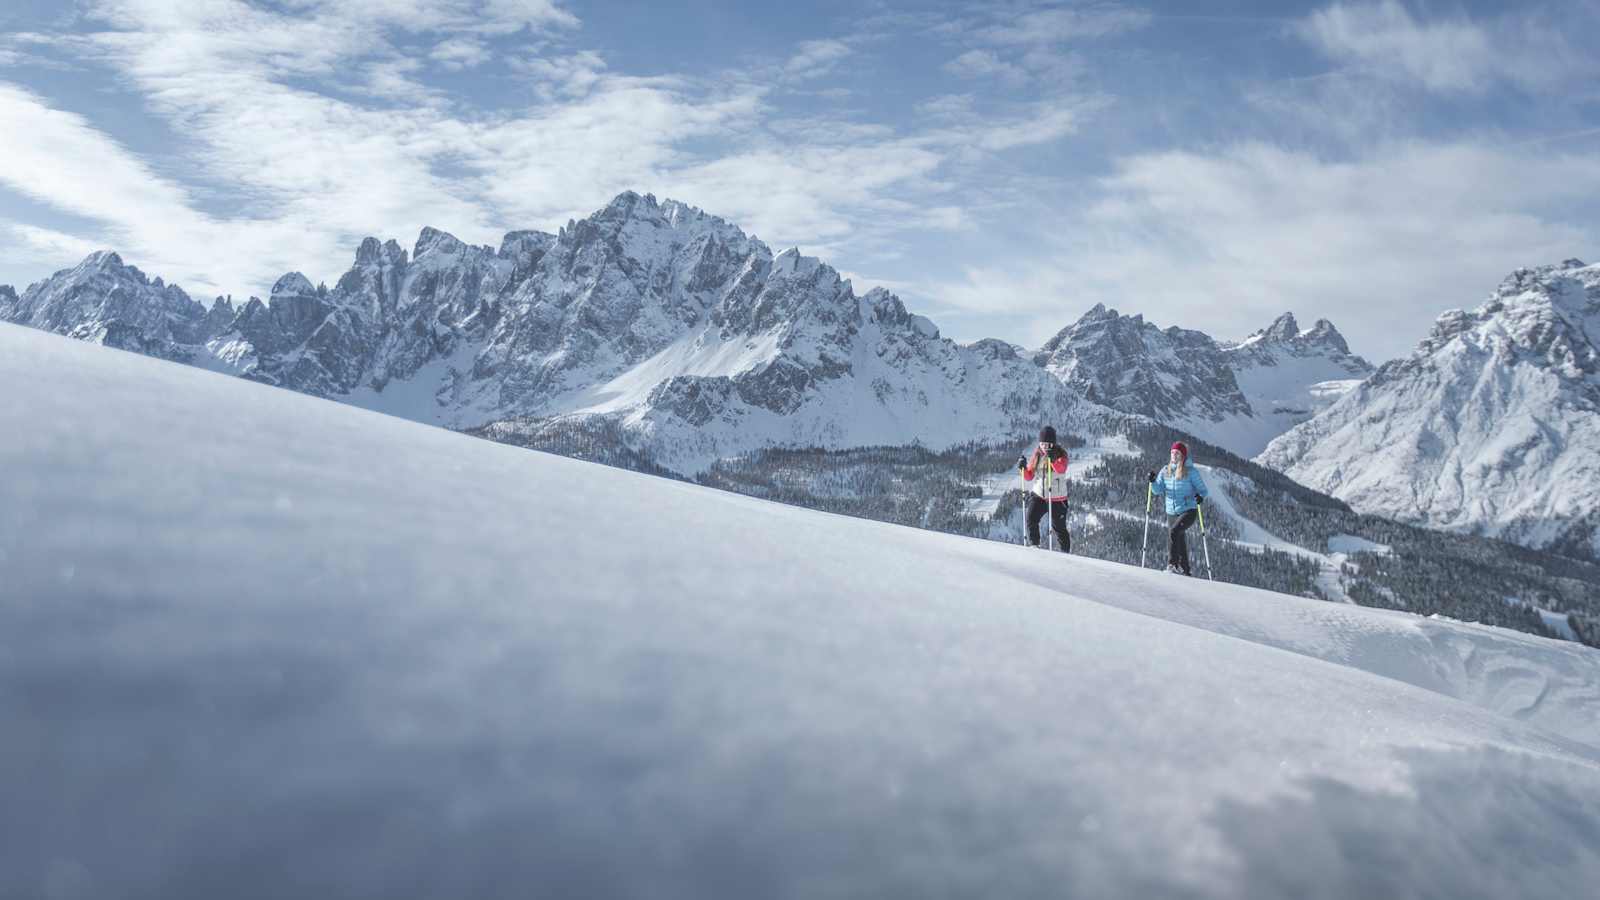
[1,193,1122,471]
[1262,260,1600,561]
[1,191,1371,471]
[1035,305,1372,458]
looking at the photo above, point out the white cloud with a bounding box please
[973,5,1152,45]
[970,99,1086,150]
[927,141,1600,361]
[937,3,1122,86]
[429,37,491,70]
[0,81,234,294]
[1298,1,1590,93]
[784,39,852,80]
[509,50,607,98]
[3,0,1110,311]
[3,222,105,268]
[292,0,578,35]
[944,49,1030,85]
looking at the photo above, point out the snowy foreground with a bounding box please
[3,323,1599,899]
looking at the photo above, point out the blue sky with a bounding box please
[2,0,1598,362]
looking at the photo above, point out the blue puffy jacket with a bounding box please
[1152,464,1208,516]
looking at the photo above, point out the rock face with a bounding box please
[2,192,1119,472]
[1261,260,1600,560]
[0,251,223,362]
[1034,305,1372,458]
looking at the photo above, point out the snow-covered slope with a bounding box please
[1261,260,1600,560]
[4,323,1599,898]
[1036,306,1371,458]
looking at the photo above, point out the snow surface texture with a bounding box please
[5,325,1600,898]
[1261,260,1600,560]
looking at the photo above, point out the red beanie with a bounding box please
[1171,441,1189,461]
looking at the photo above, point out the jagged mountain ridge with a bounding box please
[1035,305,1374,458]
[1261,259,1600,561]
[1,193,1124,471]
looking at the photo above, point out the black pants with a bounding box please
[1168,508,1197,574]
[1026,495,1070,552]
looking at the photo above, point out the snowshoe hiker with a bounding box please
[1148,441,1208,576]
[1018,426,1071,552]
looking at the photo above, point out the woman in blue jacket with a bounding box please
[1148,441,1208,576]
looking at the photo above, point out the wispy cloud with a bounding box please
[934,2,1140,87]
[1298,0,1591,93]
[2,0,1107,302]
[929,140,1600,359]
[508,49,608,99]
[784,39,853,80]
[970,4,1152,45]
[944,49,1031,85]
[429,37,492,70]
[2,222,104,273]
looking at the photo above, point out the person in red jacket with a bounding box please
[1018,425,1071,552]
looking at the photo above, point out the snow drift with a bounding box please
[2,323,1598,899]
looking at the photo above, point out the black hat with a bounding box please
[1039,425,1057,444]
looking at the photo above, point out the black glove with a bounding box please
[1017,456,1028,470]
[1147,470,1157,484]
[1195,496,1204,505]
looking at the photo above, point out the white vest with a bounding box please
[1028,452,1070,500]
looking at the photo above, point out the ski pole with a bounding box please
[1198,503,1214,581]
[1140,482,1153,568]
[1019,460,1028,545]
[1046,461,1055,552]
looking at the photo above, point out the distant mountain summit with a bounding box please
[1261,259,1600,560]
[1034,305,1372,458]
[0,250,231,361]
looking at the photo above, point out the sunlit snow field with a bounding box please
[3,323,1598,899]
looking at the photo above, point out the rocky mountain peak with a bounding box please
[1302,318,1351,354]
[498,230,554,259]
[271,272,317,297]
[1262,312,1299,342]
[862,286,902,318]
[1418,259,1600,363]
[80,249,126,272]
[1038,303,1135,354]
[771,247,828,281]
[1233,311,1360,362]
[603,189,651,216]
[1263,258,1600,560]
[355,236,408,268]
[414,226,469,260]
